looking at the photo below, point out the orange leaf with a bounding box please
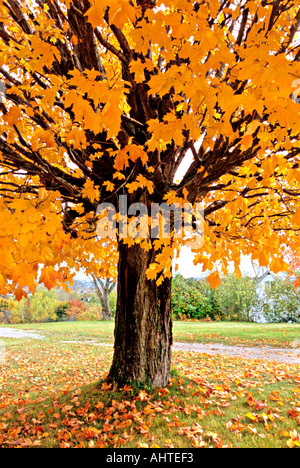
[101,382,112,391]
[39,267,61,291]
[206,271,221,289]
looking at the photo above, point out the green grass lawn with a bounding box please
[0,321,299,448]
[2,320,300,347]
[174,321,300,348]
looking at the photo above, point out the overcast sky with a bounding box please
[175,247,257,279]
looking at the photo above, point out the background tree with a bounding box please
[2,0,300,385]
[90,274,116,320]
[11,286,58,323]
[0,297,16,323]
[55,301,70,322]
[186,277,223,319]
[262,277,300,323]
[215,274,258,322]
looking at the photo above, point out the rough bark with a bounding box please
[107,241,173,388]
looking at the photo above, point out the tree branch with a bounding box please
[95,28,128,64]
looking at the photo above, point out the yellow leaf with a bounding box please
[113,171,126,180]
[129,60,145,83]
[246,412,258,422]
[4,107,22,126]
[126,174,154,194]
[146,263,160,281]
[30,35,58,63]
[102,103,122,138]
[287,439,295,448]
[128,145,148,166]
[103,180,115,192]
[85,1,106,29]
[81,180,100,203]
[109,0,136,28]
[0,251,13,268]
[156,275,164,286]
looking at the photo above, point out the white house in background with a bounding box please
[252,270,275,323]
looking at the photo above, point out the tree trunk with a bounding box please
[91,274,115,320]
[107,242,173,388]
[100,292,113,321]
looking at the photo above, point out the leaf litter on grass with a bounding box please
[0,338,299,448]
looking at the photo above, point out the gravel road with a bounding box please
[173,342,300,365]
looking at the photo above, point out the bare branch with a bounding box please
[95,28,128,64]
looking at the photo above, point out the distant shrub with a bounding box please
[55,302,70,321]
[172,275,216,321]
[55,299,102,321]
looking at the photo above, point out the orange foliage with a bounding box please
[0,1,300,289]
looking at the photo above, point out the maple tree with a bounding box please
[1,322,300,448]
[2,0,300,386]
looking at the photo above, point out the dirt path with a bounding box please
[0,327,44,340]
[173,342,300,365]
[1,327,299,365]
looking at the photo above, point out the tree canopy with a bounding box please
[1,0,300,299]
[2,0,300,385]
